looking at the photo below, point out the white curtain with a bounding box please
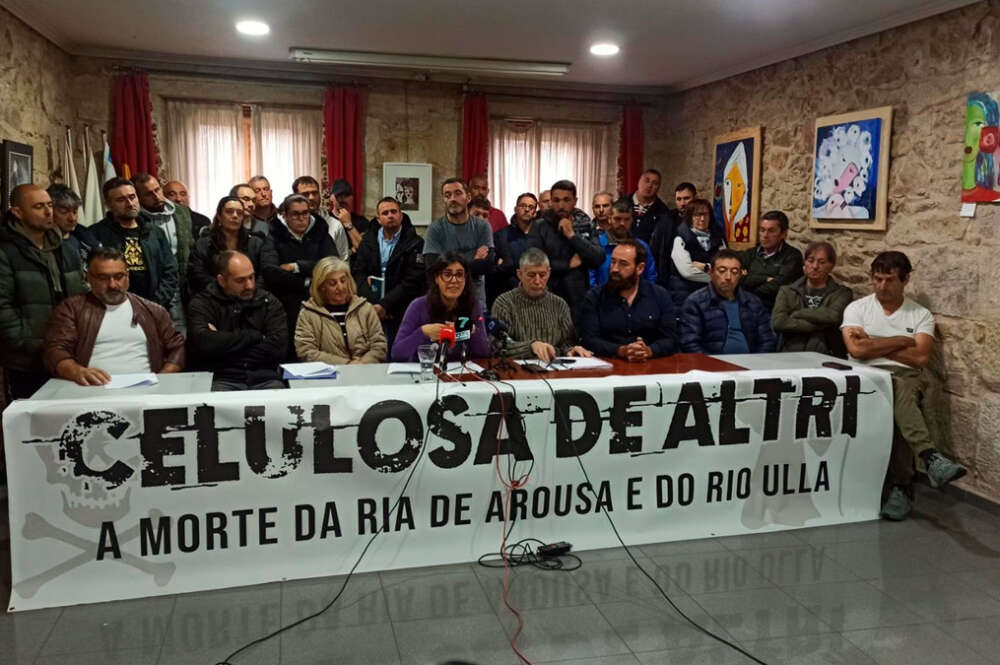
[489,118,610,217]
[489,118,539,217]
[251,106,324,200]
[164,100,246,217]
[539,123,610,217]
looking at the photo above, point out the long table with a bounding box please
[5,353,893,610]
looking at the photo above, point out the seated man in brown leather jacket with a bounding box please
[43,247,185,385]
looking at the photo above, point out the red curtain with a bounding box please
[111,72,158,179]
[618,105,644,195]
[461,94,489,183]
[323,86,366,214]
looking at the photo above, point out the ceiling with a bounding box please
[3,0,981,91]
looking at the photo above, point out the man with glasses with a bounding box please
[679,248,776,354]
[230,183,267,236]
[44,247,185,385]
[491,247,592,362]
[490,192,537,303]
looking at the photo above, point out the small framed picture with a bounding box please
[2,140,33,212]
[383,163,432,225]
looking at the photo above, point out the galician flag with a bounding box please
[61,127,80,194]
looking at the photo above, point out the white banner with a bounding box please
[4,368,893,611]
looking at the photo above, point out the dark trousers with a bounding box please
[212,378,287,392]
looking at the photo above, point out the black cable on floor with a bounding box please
[533,373,771,665]
[213,367,447,665]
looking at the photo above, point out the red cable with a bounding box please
[459,361,533,665]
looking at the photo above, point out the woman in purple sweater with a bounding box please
[391,252,491,361]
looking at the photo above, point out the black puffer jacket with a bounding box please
[186,227,279,296]
[187,282,288,385]
[527,209,604,320]
[0,214,88,371]
[265,215,338,336]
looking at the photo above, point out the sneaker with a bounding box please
[880,486,912,521]
[925,451,967,489]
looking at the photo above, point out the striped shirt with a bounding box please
[491,287,576,358]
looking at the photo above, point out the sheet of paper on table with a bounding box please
[281,362,338,379]
[515,357,613,371]
[104,373,159,389]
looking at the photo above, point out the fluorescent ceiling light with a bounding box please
[236,20,270,36]
[290,48,570,77]
[590,43,620,56]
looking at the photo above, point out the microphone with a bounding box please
[454,316,474,364]
[438,325,456,373]
[485,316,513,346]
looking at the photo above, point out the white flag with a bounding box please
[102,131,117,183]
[61,128,80,194]
[81,129,103,226]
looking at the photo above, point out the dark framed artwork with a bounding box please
[2,140,33,212]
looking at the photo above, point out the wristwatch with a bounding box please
[343,223,354,231]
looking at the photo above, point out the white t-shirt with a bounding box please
[840,294,934,368]
[88,299,152,374]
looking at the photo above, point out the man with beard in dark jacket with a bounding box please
[528,179,603,323]
[92,178,178,311]
[352,197,425,345]
[265,194,338,356]
[0,184,88,398]
[188,250,287,391]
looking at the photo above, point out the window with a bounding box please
[489,118,611,217]
[164,100,322,215]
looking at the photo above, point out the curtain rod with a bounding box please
[489,114,613,127]
[471,90,651,107]
[159,95,322,111]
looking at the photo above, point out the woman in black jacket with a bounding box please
[186,196,279,297]
[264,194,338,349]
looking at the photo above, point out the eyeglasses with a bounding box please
[90,272,128,283]
[692,212,710,218]
[439,271,466,282]
[516,203,537,209]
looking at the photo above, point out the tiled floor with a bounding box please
[2,484,1000,665]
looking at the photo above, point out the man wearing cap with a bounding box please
[329,179,368,256]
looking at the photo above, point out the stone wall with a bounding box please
[644,0,1000,501]
[0,9,80,185]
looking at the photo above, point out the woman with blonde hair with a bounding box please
[294,256,387,364]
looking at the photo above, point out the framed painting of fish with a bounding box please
[712,126,761,250]
[809,106,892,231]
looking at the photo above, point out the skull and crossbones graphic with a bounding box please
[13,410,176,600]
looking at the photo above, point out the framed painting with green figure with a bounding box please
[962,92,1000,203]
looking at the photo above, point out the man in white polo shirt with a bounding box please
[841,251,966,521]
[44,247,185,385]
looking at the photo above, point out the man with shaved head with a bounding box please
[163,179,211,238]
[0,184,88,398]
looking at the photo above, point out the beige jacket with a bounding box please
[294,296,387,364]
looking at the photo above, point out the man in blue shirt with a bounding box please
[679,249,776,354]
[579,239,677,361]
[592,201,657,287]
[352,197,425,345]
